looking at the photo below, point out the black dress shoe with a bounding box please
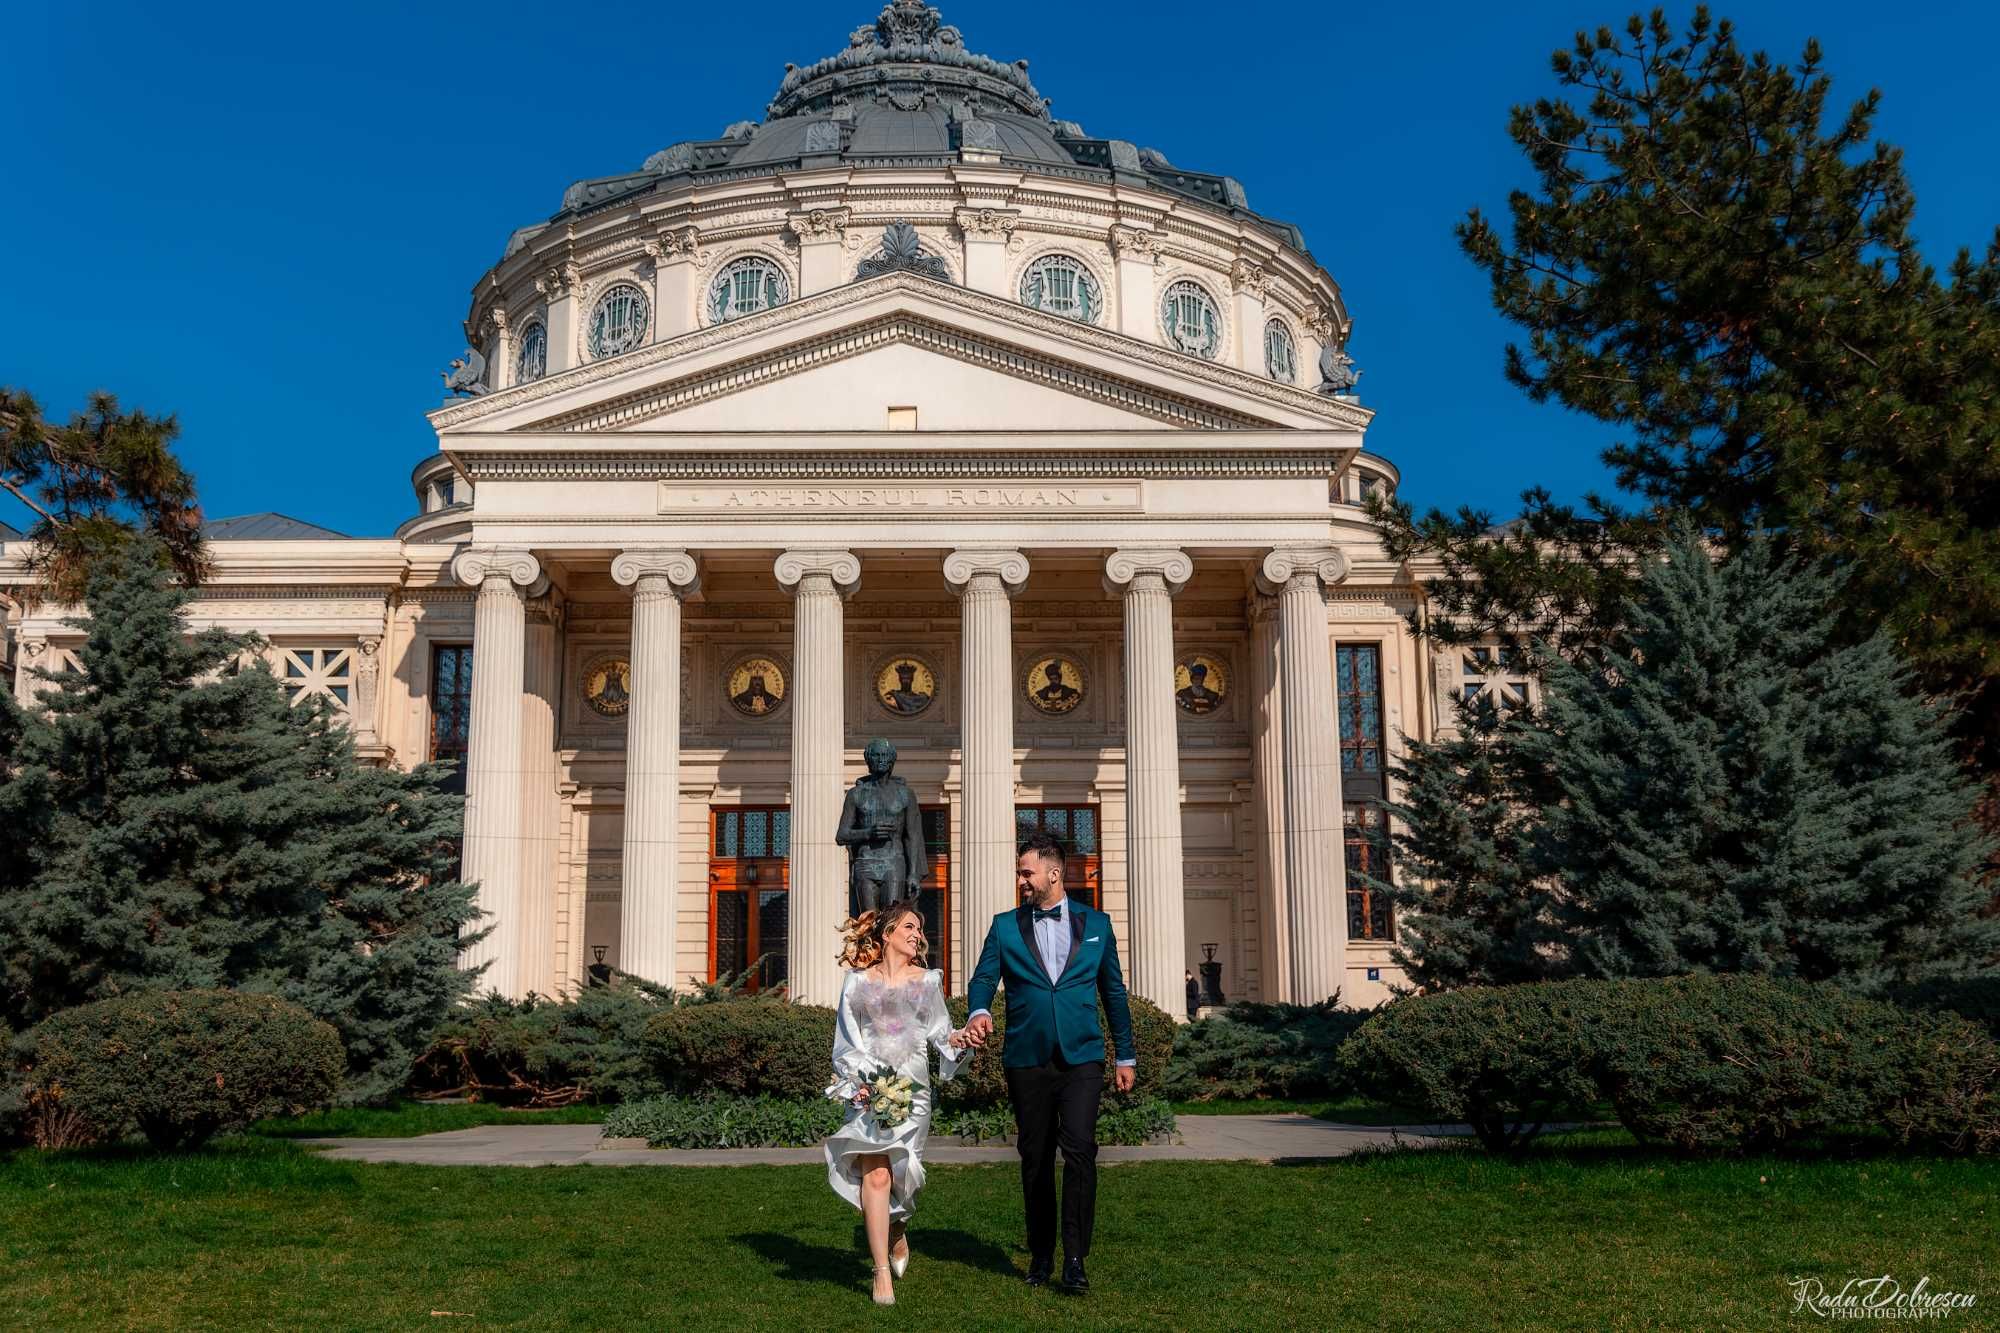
[1025,1256,1053,1287]
[1061,1257,1089,1293]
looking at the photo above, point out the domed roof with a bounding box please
[519,2,1309,257]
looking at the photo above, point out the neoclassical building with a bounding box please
[2,5,1525,1016]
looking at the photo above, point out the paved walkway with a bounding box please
[306,1115,1452,1167]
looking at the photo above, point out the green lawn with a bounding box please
[252,1100,607,1139]
[5,1133,1994,1330]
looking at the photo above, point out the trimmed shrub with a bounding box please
[941,1094,1177,1146]
[1593,975,1891,1151]
[1339,981,1609,1150]
[412,980,685,1108]
[1866,1007,2000,1155]
[937,991,1177,1109]
[604,1093,843,1148]
[1159,998,1374,1102]
[1890,977,2000,1042]
[23,990,343,1149]
[645,998,838,1100]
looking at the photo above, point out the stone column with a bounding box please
[450,547,544,999]
[1104,549,1193,1019]
[944,550,1029,985]
[351,632,384,751]
[1248,592,1291,1002]
[787,210,851,296]
[1110,226,1162,343]
[1259,548,1351,1003]
[518,596,564,997]
[538,263,579,374]
[611,550,700,988]
[776,550,861,1006]
[488,307,513,390]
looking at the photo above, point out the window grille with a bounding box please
[587,282,650,358]
[1020,254,1102,323]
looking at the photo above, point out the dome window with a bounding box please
[514,320,547,384]
[587,282,651,359]
[1160,280,1222,359]
[1020,254,1102,323]
[1264,318,1297,384]
[709,257,790,324]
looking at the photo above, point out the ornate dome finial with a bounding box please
[765,1,1045,122]
[876,0,945,49]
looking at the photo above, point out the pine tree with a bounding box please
[1378,8,2000,786]
[0,541,480,1100]
[1385,524,1998,995]
[1524,527,1997,994]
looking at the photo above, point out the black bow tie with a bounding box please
[1033,905,1063,923]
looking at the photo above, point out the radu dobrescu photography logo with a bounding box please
[1789,1276,1978,1320]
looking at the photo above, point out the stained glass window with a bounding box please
[587,282,650,358]
[514,320,547,383]
[1020,254,1102,323]
[1344,805,1395,940]
[1264,318,1298,383]
[708,257,789,324]
[429,645,473,793]
[1335,644,1384,775]
[1160,280,1223,359]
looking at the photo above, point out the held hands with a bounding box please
[961,1013,993,1048]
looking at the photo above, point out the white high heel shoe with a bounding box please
[872,1264,896,1307]
[890,1238,910,1280]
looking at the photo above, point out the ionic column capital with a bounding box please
[1258,546,1349,595]
[774,549,860,595]
[612,548,701,598]
[451,546,543,592]
[944,549,1029,595]
[1103,548,1191,597]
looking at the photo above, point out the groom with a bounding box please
[964,831,1136,1295]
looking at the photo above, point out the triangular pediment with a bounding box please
[431,272,1370,439]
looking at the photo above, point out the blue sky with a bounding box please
[5,1,1996,538]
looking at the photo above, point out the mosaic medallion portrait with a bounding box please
[875,656,937,717]
[726,655,788,717]
[1023,654,1086,715]
[1174,652,1229,716]
[582,655,632,718]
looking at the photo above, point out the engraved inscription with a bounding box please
[659,480,1143,515]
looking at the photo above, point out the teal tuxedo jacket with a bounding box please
[966,900,1136,1069]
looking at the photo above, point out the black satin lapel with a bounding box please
[1014,904,1047,980]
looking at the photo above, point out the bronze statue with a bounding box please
[835,738,927,913]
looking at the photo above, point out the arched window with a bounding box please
[514,320,547,384]
[1160,280,1222,359]
[709,256,790,324]
[1019,253,1102,323]
[1264,318,1297,383]
[587,282,650,358]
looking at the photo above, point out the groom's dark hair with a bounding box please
[1018,830,1066,866]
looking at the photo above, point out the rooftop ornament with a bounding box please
[1318,344,1362,400]
[856,222,953,283]
[766,1,1050,122]
[441,346,490,398]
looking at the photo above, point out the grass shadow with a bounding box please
[731,1230,861,1290]
[892,1226,1018,1278]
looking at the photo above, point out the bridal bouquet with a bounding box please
[860,1068,916,1131]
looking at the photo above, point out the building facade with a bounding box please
[0,5,1512,1016]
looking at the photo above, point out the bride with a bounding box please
[826,901,973,1306]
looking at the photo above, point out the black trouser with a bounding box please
[1005,1058,1103,1261]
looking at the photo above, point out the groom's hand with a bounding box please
[1114,1065,1135,1094]
[964,1013,993,1046]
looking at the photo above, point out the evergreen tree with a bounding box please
[1382,525,1998,995]
[1377,8,2000,782]
[0,541,480,1100]
[1379,701,1567,989]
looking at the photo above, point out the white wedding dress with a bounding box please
[825,967,967,1221]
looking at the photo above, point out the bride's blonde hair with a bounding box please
[836,901,927,970]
